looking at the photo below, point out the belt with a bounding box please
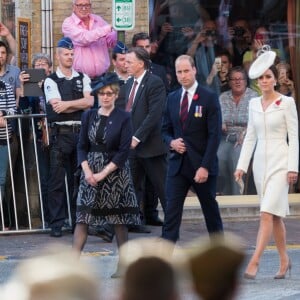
[52,124,81,134]
[90,143,107,152]
[53,121,81,126]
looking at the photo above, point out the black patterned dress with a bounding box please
[76,114,140,226]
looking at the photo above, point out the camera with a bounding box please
[233,26,245,37]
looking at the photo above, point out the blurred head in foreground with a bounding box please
[187,234,245,300]
[1,245,99,300]
[121,256,179,300]
[119,237,181,300]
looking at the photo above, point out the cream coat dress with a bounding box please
[236,95,299,217]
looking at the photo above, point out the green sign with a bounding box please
[112,0,135,30]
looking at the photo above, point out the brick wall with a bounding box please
[31,0,41,57]
[17,0,149,68]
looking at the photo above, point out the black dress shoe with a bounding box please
[145,217,164,226]
[62,220,73,232]
[50,227,62,238]
[128,224,151,233]
[88,226,114,243]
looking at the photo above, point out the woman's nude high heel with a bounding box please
[274,259,292,279]
[243,263,259,280]
[243,272,256,280]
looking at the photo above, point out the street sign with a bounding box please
[112,0,135,31]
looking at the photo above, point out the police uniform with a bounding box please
[44,37,92,237]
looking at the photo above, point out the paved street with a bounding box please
[0,218,300,299]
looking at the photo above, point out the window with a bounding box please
[149,0,299,196]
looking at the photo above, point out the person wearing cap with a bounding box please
[44,37,94,238]
[132,32,169,92]
[62,0,117,80]
[73,72,140,278]
[112,41,130,85]
[235,49,299,279]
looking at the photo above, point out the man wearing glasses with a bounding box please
[62,0,117,81]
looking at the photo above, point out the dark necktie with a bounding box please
[125,80,138,112]
[180,91,189,128]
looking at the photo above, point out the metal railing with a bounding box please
[0,114,71,234]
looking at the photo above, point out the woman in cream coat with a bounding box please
[235,63,299,279]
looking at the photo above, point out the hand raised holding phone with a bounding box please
[214,57,222,72]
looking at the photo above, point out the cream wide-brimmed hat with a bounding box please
[248,45,276,79]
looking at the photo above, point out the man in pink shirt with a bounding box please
[62,0,117,79]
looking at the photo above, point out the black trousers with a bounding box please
[129,153,167,221]
[162,155,223,242]
[47,129,78,228]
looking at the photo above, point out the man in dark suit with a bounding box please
[161,54,223,242]
[132,32,169,225]
[124,47,167,232]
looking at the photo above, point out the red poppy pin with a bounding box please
[275,99,282,106]
[193,94,199,101]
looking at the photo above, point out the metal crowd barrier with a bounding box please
[0,114,71,234]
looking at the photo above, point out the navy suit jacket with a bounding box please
[123,71,168,158]
[162,84,221,176]
[77,107,132,168]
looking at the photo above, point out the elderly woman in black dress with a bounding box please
[72,73,140,277]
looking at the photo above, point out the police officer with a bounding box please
[44,37,93,237]
[112,41,130,85]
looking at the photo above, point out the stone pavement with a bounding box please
[0,217,299,259]
[1,218,300,299]
[0,194,300,299]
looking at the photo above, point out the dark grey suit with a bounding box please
[125,71,167,218]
